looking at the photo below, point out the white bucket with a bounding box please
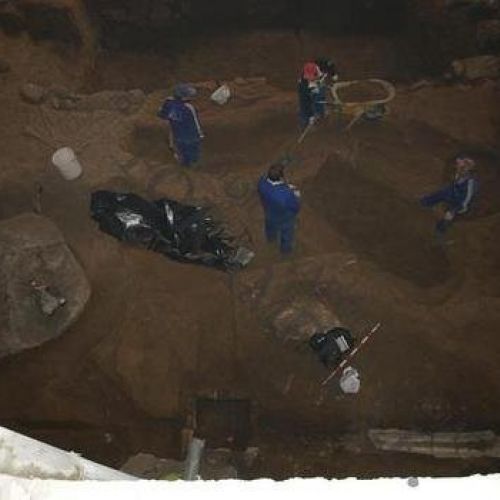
[210,84,231,105]
[51,147,82,180]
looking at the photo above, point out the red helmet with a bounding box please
[302,62,321,81]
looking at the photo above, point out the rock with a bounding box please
[46,86,80,110]
[201,449,238,480]
[77,90,146,114]
[47,84,75,99]
[0,58,10,73]
[121,449,239,480]
[451,55,500,80]
[20,82,47,104]
[120,453,184,480]
[241,447,259,468]
[272,298,341,342]
[129,88,146,103]
[49,95,78,111]
[477,19,500,49]
[0,214,90,357]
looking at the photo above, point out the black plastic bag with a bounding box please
[90,191,253,271]
[309,327,355,368]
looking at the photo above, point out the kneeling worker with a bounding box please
[258,163,301,255]
[420,155,478,234]
[158,83,204,167]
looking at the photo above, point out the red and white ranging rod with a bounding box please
[321,322,381,386]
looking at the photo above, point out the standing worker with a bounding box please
[297,59,337,130]
[298,61,322,130]
[258,163,301,255]
[158,83,204,167]
[420,155,478,235]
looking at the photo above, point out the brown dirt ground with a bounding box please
[0,30,500,478]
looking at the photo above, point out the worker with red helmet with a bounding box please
[297,59,337,130]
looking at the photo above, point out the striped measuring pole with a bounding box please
[321,322,381,386]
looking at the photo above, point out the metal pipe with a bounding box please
[183,438,205,481]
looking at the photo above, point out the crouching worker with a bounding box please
[158,83,204,167]
[258,163,301,255]
[298,62,322,130]
[420,155,478,234]
[298,59,337,130]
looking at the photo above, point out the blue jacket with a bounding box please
[258,176,301,223]
[450,174,478,214]
[158,98,203,144]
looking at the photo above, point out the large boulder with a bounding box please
[20,82,47,104]
[0,214,90,357]
[451,55,500,80]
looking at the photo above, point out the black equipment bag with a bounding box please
[309,327,355,367]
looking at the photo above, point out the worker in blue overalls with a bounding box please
[420,156,478,234]
[158,83,204,167]
[258,163,301,255]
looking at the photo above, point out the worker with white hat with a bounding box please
[158,83,204,167]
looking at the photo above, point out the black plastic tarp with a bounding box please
[90,191,253,271]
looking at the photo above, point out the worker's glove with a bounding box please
[308,116,316,126]
[332,74,339,82]
[443,210,455,221]
[289,184,301,198]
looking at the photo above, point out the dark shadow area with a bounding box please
[21,4,82,46]
[0,3,83,46]
[195,398,252,450]
[83,0,408,51]
[305,156,451,288]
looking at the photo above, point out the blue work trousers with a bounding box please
[265,217,296,254]
[420,185,458,210]
[313,86,327,118]
[421,186,460,234]
[299,87,326,130]
[175,140,201,167]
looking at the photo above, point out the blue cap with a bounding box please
[173,83,197,100]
